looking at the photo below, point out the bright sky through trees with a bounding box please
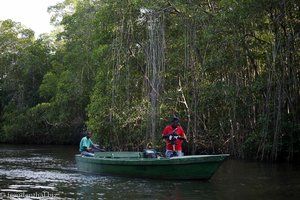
[0,0,62,36]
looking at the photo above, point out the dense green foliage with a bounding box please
[0,0,299,161]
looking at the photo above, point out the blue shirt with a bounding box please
[79,136,94,152]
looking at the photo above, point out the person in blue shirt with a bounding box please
[79,130,104,156]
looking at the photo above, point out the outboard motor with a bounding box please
[143,149,157,158]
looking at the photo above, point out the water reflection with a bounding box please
[0,144,299,200]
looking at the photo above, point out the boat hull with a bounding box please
[75,153,229,180]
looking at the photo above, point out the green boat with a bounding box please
[75,151,229,180]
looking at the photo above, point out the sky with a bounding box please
[0,0,63,36]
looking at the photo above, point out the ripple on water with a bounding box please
[9,185,56,190]
[0,189,27,193]
[0,166,114,199]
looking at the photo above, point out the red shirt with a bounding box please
[162,125,185,151]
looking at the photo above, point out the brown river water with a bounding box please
[0,144,299,199]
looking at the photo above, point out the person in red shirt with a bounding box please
[162,116,187,158]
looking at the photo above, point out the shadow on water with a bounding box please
[0,144,300,199]
[210,159,300,200]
